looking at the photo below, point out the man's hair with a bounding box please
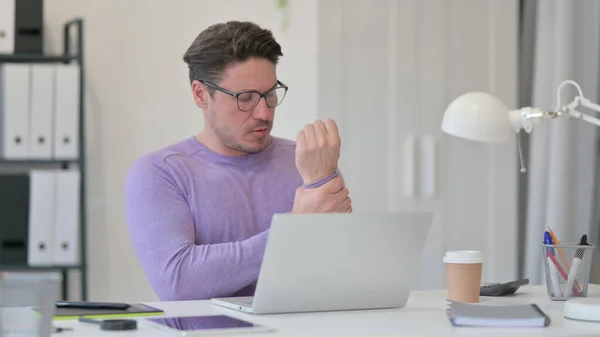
[182,21,283,89]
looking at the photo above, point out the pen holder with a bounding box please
[541,243,595,301]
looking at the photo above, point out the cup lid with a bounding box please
[443,250,483,264]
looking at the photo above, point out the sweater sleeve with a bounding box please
[302,168,345,189]
[124,155,269,301]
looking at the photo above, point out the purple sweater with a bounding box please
[125,136,303,301]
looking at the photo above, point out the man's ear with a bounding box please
[192,80,209,109]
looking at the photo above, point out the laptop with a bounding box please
[211,211,433,315]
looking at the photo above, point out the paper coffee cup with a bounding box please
[443,251,483,303]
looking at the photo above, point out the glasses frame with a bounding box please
[199,80,289,112]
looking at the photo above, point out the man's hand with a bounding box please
[292,176,352,213]
[295,119,341,185]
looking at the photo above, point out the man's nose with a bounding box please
[253,97,274,120]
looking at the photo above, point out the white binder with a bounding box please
[52,170,80,265]
[27,170,57,266]
[53,64,79,160]
[0,63,30,159]
[29,64,55,159]
[0,0,16,54]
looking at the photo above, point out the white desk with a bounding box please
[40,285,600,336]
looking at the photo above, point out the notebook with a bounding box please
[32,303,164,320]
[446,301,551,327]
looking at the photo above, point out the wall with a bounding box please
[317,0,519,288]
[44,0,318,301]
[44,0,519,300]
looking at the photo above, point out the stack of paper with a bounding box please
[447,301,550,327]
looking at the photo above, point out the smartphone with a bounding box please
[55,301,130,310]
[140,315,274,336]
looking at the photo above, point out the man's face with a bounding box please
[196,57,278,155]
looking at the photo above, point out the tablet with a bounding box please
[140,315,274,336]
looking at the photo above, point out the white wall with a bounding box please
[44,0,319,301]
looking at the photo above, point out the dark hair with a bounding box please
[182,21,283,89]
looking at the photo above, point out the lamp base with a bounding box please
[564,298,600,322]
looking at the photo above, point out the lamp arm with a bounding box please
[553,80,600,127]
[568,98,600,127]
[513,82,600,130]
[580,97,600,113]
[511,88,600,174]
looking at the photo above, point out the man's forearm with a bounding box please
[144,230,269,301]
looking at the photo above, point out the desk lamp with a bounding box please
[442,80,600,173]
[441,80,600,322]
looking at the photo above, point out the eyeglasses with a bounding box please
[199,80,289,112]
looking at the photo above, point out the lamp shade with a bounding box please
[441,92,513,143]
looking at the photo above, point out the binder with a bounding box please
[0,0,43,54]
[27,170,56,266]
[13,0,43,54]
[53,64,79,160]
[52,169,80,265]
[0,0,16,54]
[0,174,30,265]
[0,63,31,159]
[29,64,55,159]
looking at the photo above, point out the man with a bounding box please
[125,21,352,301]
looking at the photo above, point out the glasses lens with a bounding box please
[236,87,288,111]
[237,92,261,111]
[265,87,287,108]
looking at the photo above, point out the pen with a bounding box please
[548,227,570,271]
[548,253,568,280]
[544,231,554,253]
[547,254,561,297]
[566,235,587,296]
[544,231,562,296]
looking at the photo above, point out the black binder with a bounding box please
[14,0,44,54]
[0,174,30,265]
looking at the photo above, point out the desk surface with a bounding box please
[38,285,600,336]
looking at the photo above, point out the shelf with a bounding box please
[0,18,88,301]
[0,265,82,271]
[0,53,78,63]
[0,159,79,165]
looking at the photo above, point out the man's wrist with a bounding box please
[303,171,339,189]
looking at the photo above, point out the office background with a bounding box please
[1,0,599,302]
